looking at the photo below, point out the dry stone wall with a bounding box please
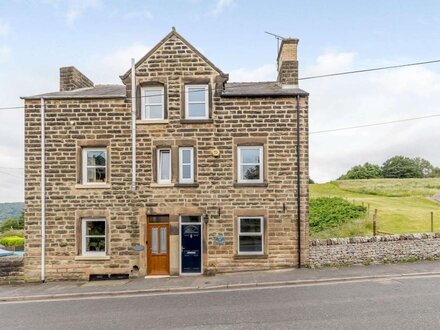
[0,256,24,285]
[310,233,440,267]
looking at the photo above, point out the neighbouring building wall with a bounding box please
[309,233,440,267]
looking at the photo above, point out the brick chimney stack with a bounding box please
[277,38,299,87]
[60,66,94,91]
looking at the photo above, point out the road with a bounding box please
[2,275,440,329]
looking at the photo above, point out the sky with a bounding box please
[1,0,440,202]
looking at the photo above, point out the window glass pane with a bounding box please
[188,103,206,118]
[87,151,106,166]
[149,216,169,223]
[240,218,261,233]
[160,227,167,253]
[86,237,106,252]
[151,228,158,253]
[145,90,162,104]
[182,164,191,179]
[87,167,106,183]
[159,150,170,180]
[181,216,201,223]
[188,87,206,102]
[240,148,260,164]
[239,236,262,252]
[147,105,163,119]
[241,165,260,180]
[182,149,191,164]
[86,221,105,235]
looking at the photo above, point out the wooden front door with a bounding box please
[147,216,170,275]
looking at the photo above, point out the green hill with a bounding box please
[0,202,24,222]
[310,178,440,238]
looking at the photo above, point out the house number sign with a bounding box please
[132,245,145,251]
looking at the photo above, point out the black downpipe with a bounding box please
[296,95,302,268]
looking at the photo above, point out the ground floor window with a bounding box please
[237,217,264,255]
[82,218,106,256]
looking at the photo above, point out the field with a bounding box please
[310,178,440,239]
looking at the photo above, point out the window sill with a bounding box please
[175,182,199,188]
[150,183,174,188]
[233,182,268,188]
[75,183,112,189]
[234,254,268,260]
[136,119,169,125]
[180,119,213,124]
[75,256,110,261]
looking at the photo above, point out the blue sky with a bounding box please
[1,0,440,201]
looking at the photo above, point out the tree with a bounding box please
[382,156,423,178]
[339,163,383,180]
[414,157,434,177]
[0,212,24,233]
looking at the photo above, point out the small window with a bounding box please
[157,148,171,184]
[82,148,107,184]
[82,218,106,256]
[237,146,263,183]
[185,85,209,119]
[238,217,264,255]
[179,147,194,183]
[141,86,164,120]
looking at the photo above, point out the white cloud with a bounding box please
[42,0,101,26]
[303,52,440,182]
[84,43,151,84]
[229,64,276,82]
[0,45,11,61]
[122,9,153,20]
[0,20,10,37]
[211,0,236,16]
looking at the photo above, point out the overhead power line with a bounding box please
[299,59,440,80]
[310,113,440,135]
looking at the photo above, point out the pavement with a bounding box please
[1,260,440,302]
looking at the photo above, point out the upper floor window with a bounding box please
[82,148,107,184]
[185,85,209,119]
[157,148,171,184]
[141,86,164,120]
[237,146,263,183]
[179,147,194,183]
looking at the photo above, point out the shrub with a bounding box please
[0,229,24,238]
[310,197,367,233]
[0,236,24,247]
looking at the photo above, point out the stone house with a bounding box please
[22,28,309,282]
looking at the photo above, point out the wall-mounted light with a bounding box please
[203,214,209,224]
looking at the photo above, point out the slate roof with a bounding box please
[222,82,308,97]
[22,85,126,100]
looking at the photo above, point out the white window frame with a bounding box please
[157,148,172,184]
[179,147,194,183]
[81,218,106,257]
[185,84,209,119]
[140,86,164,120]
[237,146,264,183]
[237,216,264,255]
[82,147,107,185]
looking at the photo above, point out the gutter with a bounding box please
[40,97,46,282]
[131,58,137,192]
[296,95,302,268]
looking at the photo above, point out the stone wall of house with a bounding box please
[24,32,309,281]
[309,233,440,267]
[0,256,24,285]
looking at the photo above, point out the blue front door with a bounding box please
[181,224,202,274]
